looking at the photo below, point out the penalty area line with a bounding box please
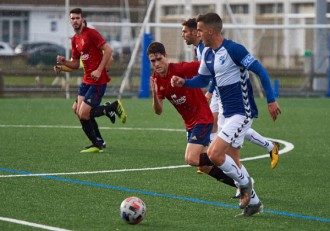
[0,124,294,178]
[0,165,189,178]
[0,137,294,178]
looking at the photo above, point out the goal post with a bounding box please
[118,0,155,98]
[139,33,153,98]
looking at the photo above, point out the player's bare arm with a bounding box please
[56,55,80,70]
[205,91,212,103]
[171,75,185,87]
[150,77,163,115]
[53,64,74,74]
[268,101,281,121]
[91,43,112,81]
[105,55,114,71]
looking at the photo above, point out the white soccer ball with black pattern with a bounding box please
[120,196,146,224]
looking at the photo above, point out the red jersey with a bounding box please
[152,61,213,130]
[71,26,110,85]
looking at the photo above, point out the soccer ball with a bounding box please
[120,196,146,225]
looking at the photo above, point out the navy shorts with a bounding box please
[78,83,107,108]
[186,123,213,146]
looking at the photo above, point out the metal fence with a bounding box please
[1,23,330,98]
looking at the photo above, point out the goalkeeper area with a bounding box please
[0,97,330,230]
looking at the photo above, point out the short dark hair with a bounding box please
[147,42,166,56]
[70,8,83,15]
[196,13,223,33]
[182,18,197,29]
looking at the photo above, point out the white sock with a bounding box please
[218,154,248,186]
[245,128,274,152]
[240,164,260,204]
[240,164,250,177]
[250,189,260,205]
[240,165,260,205]
[210,132,218,143]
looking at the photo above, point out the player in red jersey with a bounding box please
[54,19,116,150]
[148,41,236,188]
[56,8,126,153]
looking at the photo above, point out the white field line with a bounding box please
[0,125,294,229]
[0,165,190,178]
[0,216,71,231]
[0,124,184,132]
[0,124,294,178]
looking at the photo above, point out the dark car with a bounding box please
[14,41,54,55]
[26,44,66,66]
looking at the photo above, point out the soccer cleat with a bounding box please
[84,141,106,149]
[269,142,280,169]
[80,146,103,153]
[114,99,127,124]
[232,178,254,199]
[104,102,116,124]
[196,169,205,174]
[231,188,241,199]
[235,201,263,217]
[239,177,253,209]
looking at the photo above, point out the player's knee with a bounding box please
[72,105,77,114]
[185,155,199,166]
[78,111,90,120]
[211,124,218,133]
[208,150,225,166]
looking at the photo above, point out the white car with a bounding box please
[0,41,14,56]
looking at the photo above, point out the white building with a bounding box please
[155,0,329,68]
[0,0,148,49]
[0,0,329,69]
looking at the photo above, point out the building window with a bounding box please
[193,5,216,15]
[163,5,184,16]
[257,3,283,15]
[224,4,249,15]
[0,11,29,47]
[292,3,314,14]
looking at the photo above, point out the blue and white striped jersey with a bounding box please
[198,39,260,118]
[194,40,204,61]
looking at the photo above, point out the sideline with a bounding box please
[1,167,330,224]
[0,216,71,231]
[0,124,184,132]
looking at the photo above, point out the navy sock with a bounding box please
[80,119,102,148]
[208,166,236,188]
[199,153,214,166]
[90,105,106,118]
[90,117,103,142]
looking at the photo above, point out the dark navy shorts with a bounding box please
[186,123,213,146]
[78,83,107,108]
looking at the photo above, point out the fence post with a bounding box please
[274,79,279,98]
[139,33,153,98]
[327,35,330,97]
[0,70,3,97]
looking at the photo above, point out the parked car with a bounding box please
[26,44,66,66]
[108,40,131,60]
[0,41,14,56]
[14,41,54,55]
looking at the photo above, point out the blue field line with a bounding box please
[1,167,330,223]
